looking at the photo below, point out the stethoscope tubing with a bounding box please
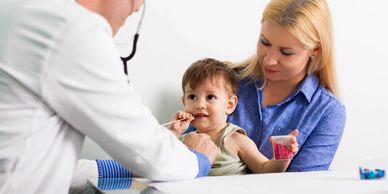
[121,0,146,75]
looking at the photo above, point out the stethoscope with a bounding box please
[120,1,146,75]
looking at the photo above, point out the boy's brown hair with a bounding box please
[181,58,237,96]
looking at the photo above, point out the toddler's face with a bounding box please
[182,78,236,133]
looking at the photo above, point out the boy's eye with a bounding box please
[187,94,197,100]
[206,95,217,100]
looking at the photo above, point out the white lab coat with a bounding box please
[0,0,198,193]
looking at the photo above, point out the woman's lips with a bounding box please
[264,67,278,74]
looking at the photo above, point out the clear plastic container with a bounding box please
[271,135,294,160]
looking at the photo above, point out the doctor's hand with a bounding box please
[184,132,217,163]
[169,111,195,138]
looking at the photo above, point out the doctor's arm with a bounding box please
[41,18,213,183]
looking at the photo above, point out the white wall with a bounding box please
[80,0,388,171]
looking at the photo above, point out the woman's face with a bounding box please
[257,20,311,84]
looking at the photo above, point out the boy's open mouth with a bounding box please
[195,113,209,118]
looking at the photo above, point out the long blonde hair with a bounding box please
[229,0,337,95]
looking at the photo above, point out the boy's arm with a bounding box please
[230,133,291,173]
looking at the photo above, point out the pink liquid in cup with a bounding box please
[271,135,294,160]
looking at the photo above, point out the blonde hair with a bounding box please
[229,0,337,95]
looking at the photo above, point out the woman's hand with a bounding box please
[288,129,299,154]
[169,111,195,138]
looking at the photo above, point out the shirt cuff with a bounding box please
[189,149,211,177]
[96,159,132,190]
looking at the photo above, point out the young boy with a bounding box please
[169,58,298,176]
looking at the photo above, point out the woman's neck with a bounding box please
[262,75,305,107]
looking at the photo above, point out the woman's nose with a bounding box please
[263,48,279,66]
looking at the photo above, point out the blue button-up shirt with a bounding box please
[228,75,346,171]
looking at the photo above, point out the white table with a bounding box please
[144,171,388,194]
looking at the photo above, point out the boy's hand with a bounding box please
[288,129,299,154]
[169,111,195,138]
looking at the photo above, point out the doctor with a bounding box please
[0,0,217,193]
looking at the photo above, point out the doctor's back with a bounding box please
[0,1,101,193]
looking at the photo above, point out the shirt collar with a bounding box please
[251,74,319,104]
[296,74,319,103]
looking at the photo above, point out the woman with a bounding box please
[227,0,346,171]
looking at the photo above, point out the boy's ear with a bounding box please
[181,96,185,105]
[226,95,238,114]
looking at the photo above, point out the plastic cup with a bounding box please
[271,135,294,160]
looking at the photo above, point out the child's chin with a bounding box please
[192,123,206,131]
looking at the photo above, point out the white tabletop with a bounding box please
[144,171,388,194]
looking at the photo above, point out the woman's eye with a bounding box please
[280,49,294,56]
[187,94,197,100]
[261,39,271,46]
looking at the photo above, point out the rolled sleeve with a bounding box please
[189,149,211,177]
[288,103,346,171]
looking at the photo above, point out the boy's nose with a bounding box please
[196,99,207,109]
